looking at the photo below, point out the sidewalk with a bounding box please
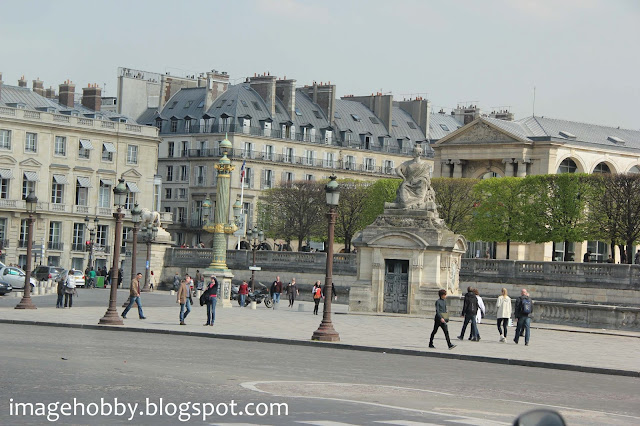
[1,290,639,377]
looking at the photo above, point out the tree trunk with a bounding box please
[618,244,626,264]
[298,236,304,251]
[506,239,511,260]
[610,241,616,263]
[627,241,634,265]
[344,237,351,253]
[564,240,571,262]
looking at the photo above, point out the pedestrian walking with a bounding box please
[238,280,249,307]
[635,250,640,265]
[173,273,180,291]
[202,276,218,326]
[56,272,65,308]
[468,288,485,341]
[429,289,456,350]
[63,269,76,308]
[270,276,283,309]
[496,287,512,342]
[195,270,204,291]
[122,272,146,319]
[176,279,191,325]
[458,286,479,341]
[286,278,298,307]
[312,281,323,315]
[150,270,157,291]
[88,267,97,288]
[117,268,123,288]
[514,288,533,345]
[106,268,112,287]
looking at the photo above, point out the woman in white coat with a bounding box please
[496,287,512,342]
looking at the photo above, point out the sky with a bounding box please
[1,0,639,129]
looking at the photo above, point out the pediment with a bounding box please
[440,121,522,145]
[121,168,142,178]
[0,155,17,166]
[19,158,43,167]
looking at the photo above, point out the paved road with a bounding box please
[1,289,639,376]
[1,324,639,425]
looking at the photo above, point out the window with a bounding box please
[22,172,37,199]
[19,219,28,246]
[0,130,11,149]
[304,150,315,166]
[351,114,361,122]
[264,145,274,161]
[240,100,248,107]
[243,142,254,158]
[75,178,90,206]
[252,101,262,111]
[48,222,61,249]
[344,155,355,170]
[557,158,577,174]
[0,176,8,199]
[170,119,178,133]
[185,120,191,133]
[25,132,37,152]
[364,158,376,172]
[313,110,322,119]
[282,172,294,184]
[167,166,174,182]
[122,227,131,249]
[54,136,66,155]
[102,142,115,161]
[177,188,187,199]
[155,120,162,130]
[168,101,178,109]
[593,163,611,174]
[305,174,315,181]
[184,101,192,109]
[181,141,188,157]
[369,117,378,124]
[72,223,85,251]
[587,241,608,263]
[220,116,231,131]
[383,160,394,174]
[125,191,136,210]
[98,180,111,208]
[243,203,253,229]
[168,142,175,157]
[0,218,6,242]
[195,166,206,186]
[262,169,274,189]
[96,225,108,247]
[180,165,188,181]
[284,147,294,163]
[552,241,575,262]
[629,166,640,174]
[481,172,499,179]
[439,124,450,131]
[177,207,186,223]
[127,145,138,164]
[165,188,172,199]
[324,152,335,168]
[78,139,93,159]
[51,177,65,204]
[407,122,417,129]
[295,107,302,116]
[243,167,253,188]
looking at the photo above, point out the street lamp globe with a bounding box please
[152,226,158,239]
[25,191,38,214]
[251,226,259,240]
[202,196,212,220]
[113,178,128,208]
[94,216,99,226]
[258,230,265,242]
[325,175,340,206]
[232,197,242,219]
[84,215,90,226]
[131,203,143,224]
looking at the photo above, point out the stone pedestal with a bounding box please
[122,228,173,289]
[350,208,466,315]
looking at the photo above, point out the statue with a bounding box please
[386,143,436,210]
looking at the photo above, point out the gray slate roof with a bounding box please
[428,112,462,141]
[0,84,137,123]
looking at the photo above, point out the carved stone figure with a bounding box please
[387,144,435,210]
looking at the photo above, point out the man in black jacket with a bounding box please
[514,288,532,345]
[458,286,479,341]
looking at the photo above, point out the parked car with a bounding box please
[32,265,66,282]
[70,270,85,288]
[0,281,12,295]
[0,266,36,290]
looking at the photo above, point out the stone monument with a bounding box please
[350,143,466,314]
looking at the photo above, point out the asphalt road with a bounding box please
[1,324,638,425]
[0,288,168,308]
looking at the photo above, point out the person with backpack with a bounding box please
[429,289,456,350]
[458,286,479,341]
[56,272,66,308]
[201,276,218,326]
[312,280,323,315]
[514,288,533,345]
[63,269,76,308]
[496,287,512,342]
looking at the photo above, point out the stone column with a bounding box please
[516,160,528,177]
[452,160,464,178]
[503,159,515,177]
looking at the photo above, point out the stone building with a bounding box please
[123,67,461,249]
[0,73,164,271]
[433,110,640,262]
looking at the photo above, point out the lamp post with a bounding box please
[84,215,99,274]
[15,191,38,310]
[249,226,264,293]
[312,175,340,341]
[100,178,129,325]
[140,223,158,292]
[129,203,143,282]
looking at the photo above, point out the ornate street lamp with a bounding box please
[312,175,340,341]
[130,203,143,281]
[15,191,38,309]
[100,177,129,325]
[249,226,265,293]
[140,223,158,292]
[84,216,99,276]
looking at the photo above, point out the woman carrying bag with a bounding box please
[429,289,456,350]
[64,268,77,308]
[496,287,512,342]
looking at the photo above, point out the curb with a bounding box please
[1,318,638,378]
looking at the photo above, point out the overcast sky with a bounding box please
[1,0,638,129]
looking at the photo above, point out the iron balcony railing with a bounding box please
[47,241,64,250]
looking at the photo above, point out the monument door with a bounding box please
[383,259,409,313]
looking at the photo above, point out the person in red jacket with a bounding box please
[238,280,249,307]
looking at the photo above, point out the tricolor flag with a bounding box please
[240,160,246,181]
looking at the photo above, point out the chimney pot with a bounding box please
[58,81,76,108]
[82,84,102,111]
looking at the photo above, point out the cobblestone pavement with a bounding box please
[1,289,639,375]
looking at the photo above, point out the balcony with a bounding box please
[71,243,85,252]
[94,244,111,253]
[74,205,90,214]
[47,241,64,250]
[18,240,36,248]
[0,239,8,249]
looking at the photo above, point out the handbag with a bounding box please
[440,312,450,322]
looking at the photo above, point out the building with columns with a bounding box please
[0,73,165,271]
[433,111,640,262]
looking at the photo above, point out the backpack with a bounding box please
[522,298,532,314]
[199,290,208,306]
[313,287,322,299]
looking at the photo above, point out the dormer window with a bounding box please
[184,101,193,109]
[170,119,178,133]
[559,131,576,140]
[295,107,302,116]
[169,101,178,109]
[439,124,450,131]
[351,114,361,122]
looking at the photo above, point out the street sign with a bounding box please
[249,266,261,271]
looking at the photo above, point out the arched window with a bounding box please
[481,171,499,179]
[557,158,577,174]
[628,166,640,174]
[593,163,611,174]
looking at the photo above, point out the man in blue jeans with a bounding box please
[176,279,191,325]
[514,288,532,346]
[204,276,218,326]
[122,273,146,319]
[458,286,479,341]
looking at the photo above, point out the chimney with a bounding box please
[398,98,432,138]
[315,82,336,124]
[344,93,393,131]
[81,84,102,111]
[32,78,44,96]
[204,70,229,110]
[45,87,56,99]
[18,76,27,87]
[58,80,76,108]
[275,78,296,118]
[452,104,481,125]
[249,75,277,116]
